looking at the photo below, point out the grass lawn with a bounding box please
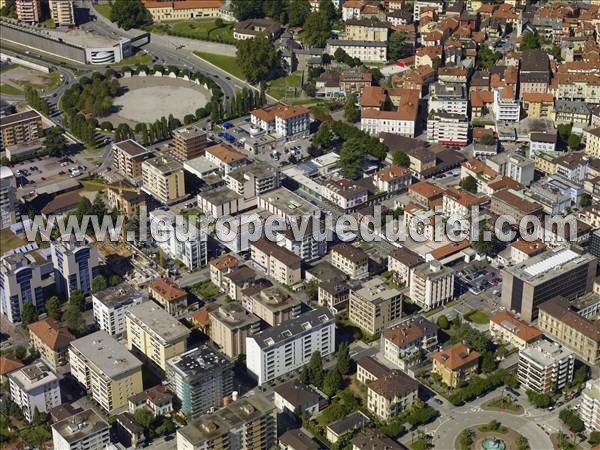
[94,3,112,19]
[0,228,28,251]
[112,52,152,67]
[191,280,219,300]
[0,84,24,95]
[267,72,303,100]
[483,396,524,414]
[41,18,55,28]
[464,309,490,324]
[194,51,245,80]
[171,19,235,44]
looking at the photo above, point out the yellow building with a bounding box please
[522,93,554,119]
[343,19,389,42]
[489,311,543,350]
[367,371,419,421]
[147,278,188,317]
[0,110,43,149]
[125,301,190,371]
[432,343,480,388]
[585,128,600,158]
[142,0,223,22]
[141,153,186,204]
[534,150,562,175]
[49,0,75,26]
[69,331,143,414]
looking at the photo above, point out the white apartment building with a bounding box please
[428,83,469,116]
[92,283,144,337]
[322,180,369,211]
[275,225,327,262]
[581,379,600,431]
[325,40,387,63]
[0,166,16,229]
[493,87,520,122]
[409,261,455,310]
[149,210,207,270]
[9,361,61,422]
[442,187,486,219]
[251,104,310,139]
[426,112,469,146]
[414,0,443,20]
[51,236,99,298]
[257,187,321,224]
[529,133,558,158]
[246,307,335,385]
[360,113,416,137]
[49,0,75,26]
[52,409,110,450]
[225,162,280,199]
[0,254,45,324]
[485,152,535,187]
[518,340,574,394]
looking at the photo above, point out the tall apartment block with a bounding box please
[0,166,16,229]
[172,125,207,160]
[517,340,574,394]
[49,0,75,26]
[0,254,45,323]
[92,283,144,337]
[69,330,143,414]
[51,237,99,298]
[501,247,597,322]
[52,409,111,450]
[141,154,186,204]
[16,0,41,24]
[208,302,261,359]
[8,361,61,422]
[176,393,277,450]
[166,346,234,418]
[246,307,335,385]
[409,261,455,311]
[581,379,600,432]
[112,139,152,181]
[349,277,402,336]
[0,110,42,148]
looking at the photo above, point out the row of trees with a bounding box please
[212,86,267,122]
[61,74,120,118]
[448,369,517,406]
[24,86,50,116]
[299,342,351,396]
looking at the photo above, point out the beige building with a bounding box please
[387,247,424,286]
[585,128,600,158]
[208,302,260,359]
[112,140,152,181]
[125,302,190,371]
[49,0,75,26]
[69,331,143,414]
[489,311,543,350]
[331,243,369,280]
[409,261,455,311]
[537,297,600,364]
[349,277,402,336]
[28,317,75,372]
[172,125,207,161]
[243,286,301,326]
[16,0,41,24]
[367,370,419,421]
[0,110,42,148]
[142,0,223,21]
[250,238,302,286]
[343,19,389,41]
[141,154,186,204]
[209,254,239,289]
[148,278,187,317]
[432,343,480,388]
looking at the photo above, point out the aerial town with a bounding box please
[1,0,600,449]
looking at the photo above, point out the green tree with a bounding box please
[299,351,324,387]
[579,194,590,208]
[14,346,27,361]
[521,31,541,49]
[21,302,38,326]
[236,35,277,84]
[45,296,62,320]
[0,0,17,18]
[110,0,152,30]
[437,315,450,330]
[43,127,68,157]
[343,93,360,123]
[337,138,366,178]
[319,0,336,22]
[388,31,408,60]
[156,418,175,436]
[312,121,334,149]
[69,290,84,310]
[392,150,410,167]
[322,369,343,396]
[303,11,330,48]
[109,275,122,286]
[526,390,553,408]
[64,303,84,334]
[133,408,154,431]
[335,342,351,375]
[477,45,502,69]
[479,134,495,145]
[287,0,310,26]
[231,0,264,20]
[589,431,600,446]
[481,351,497,373]
[304,279,318,302]
[459,175,477,193]
[559,408,584,432]
[92,275,107,293]
[567,133,580,150]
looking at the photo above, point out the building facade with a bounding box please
[9,361,61,422]
[92,283,144,337]
[0,254,45,324]
[349,278,403,336]
[518,340,574,394]
[51,237,99,298]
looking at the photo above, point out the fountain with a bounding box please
[481,437,506,450]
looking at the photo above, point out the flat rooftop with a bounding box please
[252,286,301,312]
[70,330,142,379]
[126,301,190,343]
[199,185,242,205]
[92,282,144,307]
[507,247,596,284]
[352,277,401,305]
[8,361,57,391]
[259,187,320,217]
[143,154,183,174]
[184,156,218,177]
[52,409,109,445]
[34,25,127,48]
[227,161,277,182]
[167,346,231,380]
[209,302,260,329]
[520,340,573,367]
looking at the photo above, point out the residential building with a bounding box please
[519,50,550,98]
[275,222,328,262]
[233,18,282,40]
[111,139,152,180]
[554,100,591,125]
[349,277,402,336]
[115,412,145,449]
[9,361,61,422]
[343,19,389,41]
[128,385,173,418]
[581,379,600,432]
[172,125,207,160]
[125,301,190,371]
[490,189,543,222]
[586,128,600,158]
[243,286,301,327]
[0,110,42,148]
[106,183,146,217]
[493,86,520,121]
[0,166,16,229]
[51,236,99,298]
[510,239,547,264]
[246,307,335,385]
[432,343,480,388]
[280,429,320,450]
[326,411,370,444]
[408,181,445,208]
[318,279,350,313]
[250,238,302,286]
[250,103,310,139]
[28,317,75,371]
[360,86,419,137]
[226,162,280,199]
[15,0,41,24]
[176,393,276,450]
[141,153,186,204]
[367,370,419,421]
[554,152,589,184]
[209,254,239,290]
[387,247,424,287]
[0,254,45,323]
[426,112,469,146]
[383,316,439,370]
[522,92,554,119]
[518,340,574,394]
[51,409,110,450]
[485,152,535,187]
[489,311,543,350]
[0,355,23,383]
[331,243,368,280]
[356,356,391,384]
[537,297,600,364]
[166,346,233,418]
[409,261,455,311]
[442,187,487,219]
[92,283,144,337]
[148,278,187,317]
[352,430,403,450]
[374,165,411,193]
[323,179,369,211]
[69,330,143,414]
[208,302,261,359]
[428,82,469,116]
[325,39,387,63]
[414,0,443,20]
[49,0,75,26]
[273,380,321,417]
[500,247,597,322]
[141,0,223,21]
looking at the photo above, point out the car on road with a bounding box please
[433,398,443,405]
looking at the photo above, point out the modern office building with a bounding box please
[409,261,455,311]
[166,346,234,419]
[125,301,190,371]
[349,278,402,336]
[0,254,45,323]
[176,393,277,450]
[69,330,143,414]
[51,409,110,450]
[0,110,42,149]
[581,378,600,432]
[0,166,17,229]
[208,302,261,359]
[112,139,152,181]
[172,125,207,160]
[501,247,597,322]
[51,236,99,298]
[141,154,186,204]
[16,0,41,24]
[518,340,574,394]
[92,283,144,337]
[8,361,61,422]
[49,0,75,26]
[27,317,75,371]
[246,307,335,385]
